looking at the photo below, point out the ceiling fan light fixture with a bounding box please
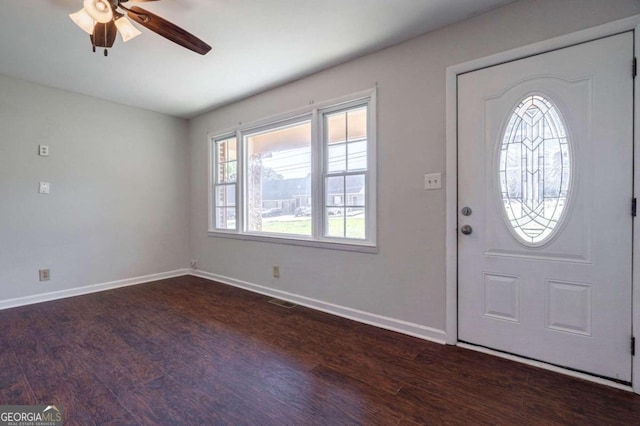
[70,2,211,56]
[69,9,95,35]
[83,0,113,24]
[115,16,142,42]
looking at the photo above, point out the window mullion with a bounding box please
[209,140,215,231]
[312,108,323,240]
[366,92,377,245]
[342,175,347,237]
[236,129,244,234]
[324,170,367,178]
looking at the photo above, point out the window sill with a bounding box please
[207,230,378,254]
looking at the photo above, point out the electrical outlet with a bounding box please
[273,265,280,278]
[190,259,198,269]
[424,173,442,190]
[39,145,50,156]
[39,269,50,281]
[39,182,50,194]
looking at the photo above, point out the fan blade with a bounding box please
[91,20,117,47]
[126,6,211,55]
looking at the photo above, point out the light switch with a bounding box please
[424,173,442,190]
[39,145,49,156]
[39,182,50,194]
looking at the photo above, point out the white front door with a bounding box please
[457,32,634,382]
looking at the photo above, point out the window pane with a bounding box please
[217,137,237,162]
[325,176,344,237]
[328,144,346,173]
[215,207,236,230]
[347,140,367,172]
[326,112,346,144]
[217,161,237,183]
[216,137,237,184]
[326,176,345,206]
[346,175,365,206]
[326,208,346,238]
[246,121,312,236]
[216,185,236,207]
[347,107,367,141]
[346,207,365,239]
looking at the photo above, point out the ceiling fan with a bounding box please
[69,0,211,56]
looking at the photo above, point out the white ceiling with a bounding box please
[0,0,515,118]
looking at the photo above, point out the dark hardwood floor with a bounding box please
[1,275,639,425]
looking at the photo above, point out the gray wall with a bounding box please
[0,75,190,301]
[189,0,640,336]
[3,0,639,336]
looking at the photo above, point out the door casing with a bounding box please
[445,15,640,393]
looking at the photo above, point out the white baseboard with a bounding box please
[0,269,191,311]
[190,269,447,344]
[0,267,447,345]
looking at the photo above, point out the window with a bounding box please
[324,107,368,239]
[499,94,571,245]
[213,136,237,230]
[246,120,312,236]
[209,91,376,250]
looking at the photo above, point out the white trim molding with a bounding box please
[446,14,640,393]
[0,269,191,311]
[190,269,447,344]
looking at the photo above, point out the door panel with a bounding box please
[458,32,633,381]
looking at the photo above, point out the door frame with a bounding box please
[445,15,640,392]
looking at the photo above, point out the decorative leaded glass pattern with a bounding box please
[499,95,570,245]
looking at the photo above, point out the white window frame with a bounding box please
[208,88,377,253]
[211,136,238,231]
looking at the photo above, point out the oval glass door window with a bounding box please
[499,95,571,245]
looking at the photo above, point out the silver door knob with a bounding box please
[460,225,473,235]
